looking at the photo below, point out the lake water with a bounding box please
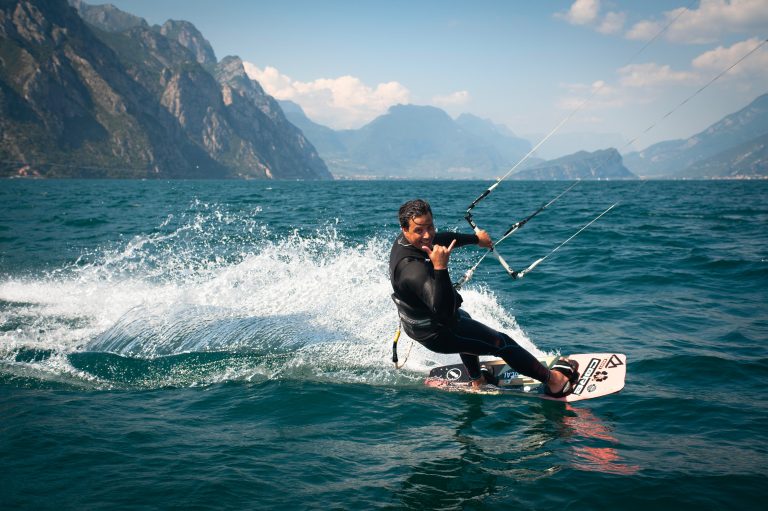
[1,179,766,509]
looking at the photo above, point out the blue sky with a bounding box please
[105,1,768,153]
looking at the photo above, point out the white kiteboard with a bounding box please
[424,353,626,402]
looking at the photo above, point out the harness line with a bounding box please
[391,323,413,369]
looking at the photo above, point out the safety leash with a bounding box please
[391,322,413,369]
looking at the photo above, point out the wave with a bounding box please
[0,202,539,389]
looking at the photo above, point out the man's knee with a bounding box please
[497,332,520,349]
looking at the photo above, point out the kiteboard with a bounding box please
[424,353,626,402]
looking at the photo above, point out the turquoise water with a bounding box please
[1,179,766,509]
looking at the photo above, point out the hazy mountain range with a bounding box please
[280,101,536,179]
[1,0,765,180]
[623,93,768,179]
[282,100,638,180]
[285,92,768,180]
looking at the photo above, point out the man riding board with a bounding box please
[389,199,578,396]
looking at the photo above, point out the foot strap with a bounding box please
[545,358,580,398]
[480,366,499,386]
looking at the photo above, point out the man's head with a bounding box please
[398,199,436,250]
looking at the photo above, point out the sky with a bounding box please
[104,0,768,152]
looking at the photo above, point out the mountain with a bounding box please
[158,19,217,71]
[624,93,768,178]
[281,103,535,179]
[213,56,331,179]
[454,113,532,163]
[522,132,629,160]
[678,132,768,178]
[279,100,347,156]
[511,148,636,180]
[70,0,146,32]
[0,0,331,179]
[346,104,489,178]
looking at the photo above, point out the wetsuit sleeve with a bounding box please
[434,232,478,248]
[397,260,457,324]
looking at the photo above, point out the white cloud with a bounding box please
[243,62,410,129]
[561,80,619,98]
[625,15,675,42]
[556,80,627,110]
[598,11,627,35]
[559,0,600,25]
[626,0,768,44]
[618,63,697,88]
[559,37,765,116]
[243,63,294,97]
[556,0,626,34]
[432,90,470,107]
[692,37,768,77]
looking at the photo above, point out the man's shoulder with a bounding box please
[392,236,422,256]
[390,236,427,271]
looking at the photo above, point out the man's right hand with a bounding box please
[422,239,457,270]
[475,229,493,249]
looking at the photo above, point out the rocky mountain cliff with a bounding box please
[159,19,216,71]
[624,93,768,178]
[70,0,145,32]
[511,148,636,180]
[0,0,331,179]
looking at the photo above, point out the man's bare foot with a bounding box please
[547,369,569,394]
[471,375,488,389]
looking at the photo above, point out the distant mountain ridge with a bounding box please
[283,91,768,180]
[0,0,331,179]
[344,104,517,179]
[279,100,348,156]
[281,102,537,179]
[523,132,629,160]
[679,132,768,178]
[511,149,635,180]
[624,93,768,178]
[454,113,534,165]
[282,101,642,180]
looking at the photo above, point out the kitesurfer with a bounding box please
[390,199,578,396]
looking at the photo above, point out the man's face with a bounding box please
[402,213,436,251]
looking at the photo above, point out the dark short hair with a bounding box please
[398,199,432,228]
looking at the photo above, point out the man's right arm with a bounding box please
[435,230,493,249]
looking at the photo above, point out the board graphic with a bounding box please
[424,353,626,402]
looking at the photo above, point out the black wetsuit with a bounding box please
[389,232,550,383]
